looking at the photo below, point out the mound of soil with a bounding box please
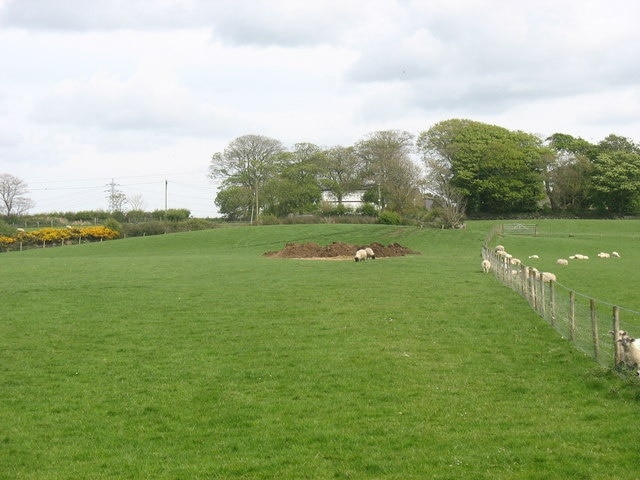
[264,241,420,259]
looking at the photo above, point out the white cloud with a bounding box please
[1,0,640,216]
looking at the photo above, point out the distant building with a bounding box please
[321,190,367,210]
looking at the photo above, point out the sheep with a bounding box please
[528,254,539,259]
[16,227,25,232]
[494,245,505,253]
[539,271,556,283]
[572,254,588,260]
[614,331,640,376]
[597,252,610,258]
[612,251,621,258]
[509,257,521,266]
[354,249,367,262]
[365,247,376,260]
[481,259,491,273]
[556,258,568,266]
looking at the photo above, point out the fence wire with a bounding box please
[483,225,640,372]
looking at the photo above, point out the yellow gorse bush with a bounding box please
[7,226,120,247]
[0,235,16,249]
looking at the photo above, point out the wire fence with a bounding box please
[483,224,640,373]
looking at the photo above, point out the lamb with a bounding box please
[597,252,610,258]
[16,228,25,232]
[365,247,376,260]
[528,254,539,259]
[571,254,588,260]
[612,251,620,258]
[354,249,367,262]
[481,259,491,273]
[556,258,568,266]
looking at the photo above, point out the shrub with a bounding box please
[377,210,403,225]
[358,203,378,217]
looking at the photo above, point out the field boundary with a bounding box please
[483,224,640,373]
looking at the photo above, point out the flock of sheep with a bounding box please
[482,244,622,284]
[354,247,376,262]
[483,244,640,375]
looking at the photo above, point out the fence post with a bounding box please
[590,299,600,362]
[569,291,576,342]
[612,306,621,366]
[549,281,555,326]
[539,276,546,318]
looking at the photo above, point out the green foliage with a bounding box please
[358,202,378,217]
[590,151,640,214]
[104,217,122,233]
[377,210,403,225]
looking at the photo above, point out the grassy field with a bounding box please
[1,221,640,479]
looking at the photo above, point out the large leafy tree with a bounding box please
[355,130,422,213]
[210,135,284,222]
[417,120,547,214]
[590,151,640,215]
[544,133,595,211]
[318,145,364,206]
[262,143,323,216]
[0,173,35,218]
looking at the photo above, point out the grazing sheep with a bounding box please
[612,251,620,258]
[510,257,521,266]
[354,249,367,262]
[572,254,588,260]
[528,254,539,259]
[365,247,376,260]
[494,245,505,253]
[481,259,491,273]
[16,227,25,232]
[540,271,556,283]
[597,252,610,258]
[556,258,568,266]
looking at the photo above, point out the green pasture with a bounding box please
[1,221,639,479]
[492,219,640,311]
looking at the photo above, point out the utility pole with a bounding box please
[165,180,168,211]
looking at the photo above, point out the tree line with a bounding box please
[210,119,640,225]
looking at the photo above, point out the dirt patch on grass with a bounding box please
[263,241,421,260]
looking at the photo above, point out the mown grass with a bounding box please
[1,222,639,479]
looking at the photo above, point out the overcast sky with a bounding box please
[2,0,639,217]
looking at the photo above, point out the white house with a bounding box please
[321,190,367,210]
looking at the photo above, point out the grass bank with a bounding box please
[1,222,638,479]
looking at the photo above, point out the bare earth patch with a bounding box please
[263,241,421,260]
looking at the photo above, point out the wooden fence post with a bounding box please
[612,306,621,366]
[591,299,600,362]
[569,291,576,342]
[549,281,556,326]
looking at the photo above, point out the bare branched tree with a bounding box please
[0,173,35,217]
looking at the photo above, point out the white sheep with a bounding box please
[365,247,376,260]
[597,252,610,258]
[510,257,521,266]
[540,271,556,283]
[556,258,568,266]
[494,245,505,253]
[612,251,620,258]
[354,249,367,262]
[481,259,491,273]
[615,331,640,376]
[528,254,539,259]
[16,227,25,232]
[573,254,588,260]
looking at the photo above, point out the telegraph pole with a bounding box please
[165,180,168,211]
